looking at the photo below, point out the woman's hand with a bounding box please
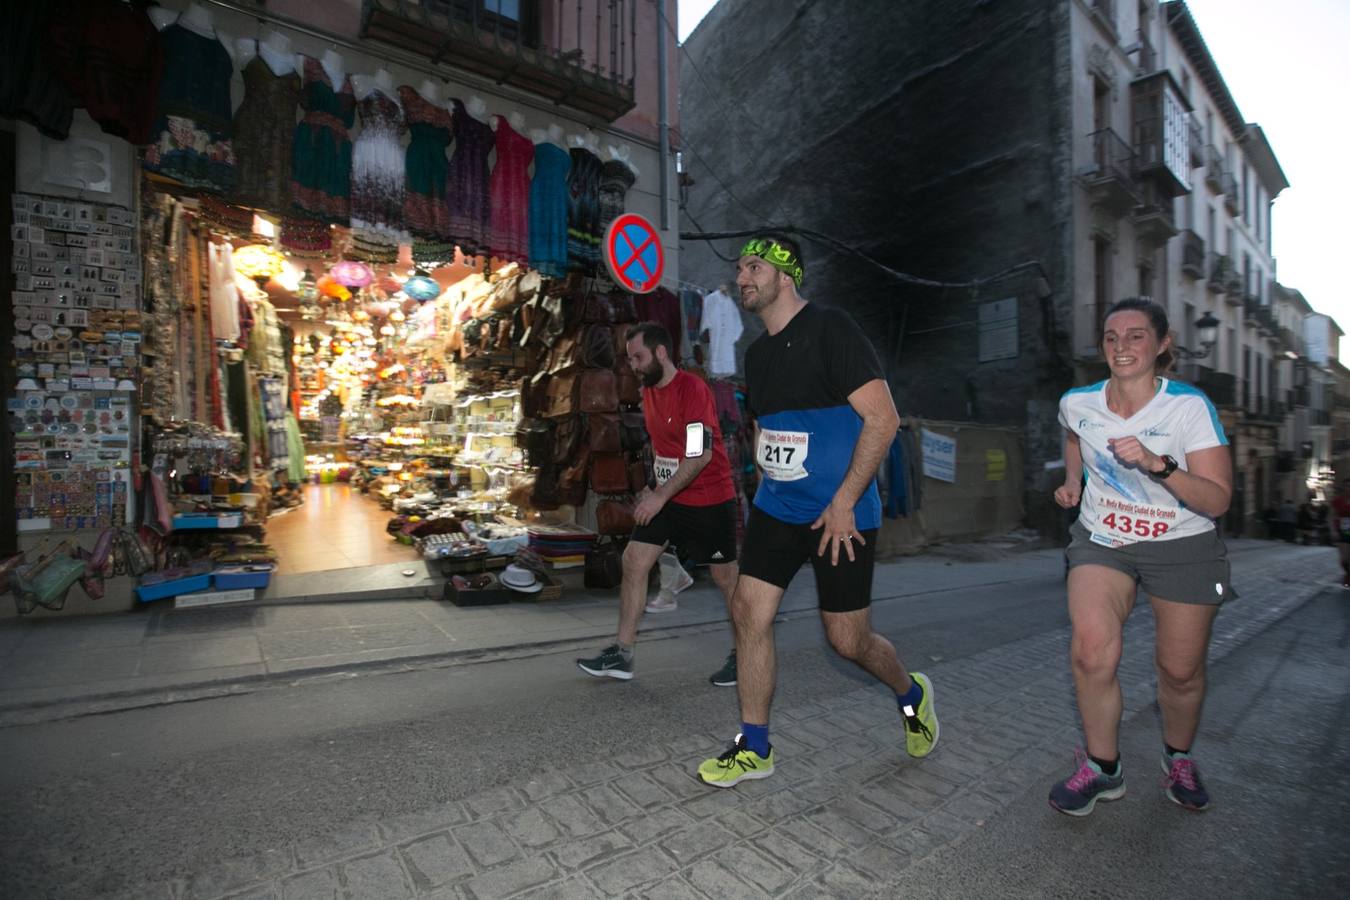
[1107,436,1162,473]
[1054,481,1082,509]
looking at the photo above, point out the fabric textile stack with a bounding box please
[525,523,598,569]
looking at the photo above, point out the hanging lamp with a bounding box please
[233,244,287,289]
[402,268,441,303]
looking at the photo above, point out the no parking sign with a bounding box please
[602,213,665,294]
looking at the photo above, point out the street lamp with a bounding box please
[1174,310,1221,360]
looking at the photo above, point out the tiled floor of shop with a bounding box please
[264,484,421,576]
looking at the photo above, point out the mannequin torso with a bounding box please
[353,67,395,101]
[529,128,548,144]
[258,31,296,76]
[546,123,565,147]
[466,95,488,121]
[416,79,442,106]
[319,49,346,93]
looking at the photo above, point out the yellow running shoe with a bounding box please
[697,734,775,788]
[902,672,939,758]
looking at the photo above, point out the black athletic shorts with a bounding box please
[630,499,738,565]
[739,505,877,613]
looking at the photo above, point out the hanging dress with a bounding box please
[350,87,406,244]
[528,142,570,279]
[291,56,355,224]
[207,241,242,343]
[47,0,162,144]
[1,3,74,139]
[597,158,637,236]
[232,54,302,215]
[445,98,494,258]
[400,85,454,258]
[488,117,534,266]
[142,24,235,192]
[566,146,603,273]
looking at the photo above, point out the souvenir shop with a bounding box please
[2,0,715,612]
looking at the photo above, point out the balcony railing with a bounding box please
[1180,229,1206,278]
[1192,366,1237,408]
[1086,128,1140,213]
[1208,251,1238,300]
[1222,171,1240,214]
[1136,29,1157,75]
[361,0,637,121]
[1205,145,1224,191]
[1091,0,1117,34]
[1133,200,1177,245]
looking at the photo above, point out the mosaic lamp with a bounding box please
[329,260,375,289]
[233,244,287,288]
[402,269,441,303]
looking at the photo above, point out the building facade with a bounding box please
[679,0,1335,537]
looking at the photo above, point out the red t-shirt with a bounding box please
[641,370,735,507]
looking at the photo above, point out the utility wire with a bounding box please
[681,226,1052,293]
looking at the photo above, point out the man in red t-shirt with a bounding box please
[577,322,740,685]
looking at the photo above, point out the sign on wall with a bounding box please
[978,297,1018,362]
[921,428,957,483]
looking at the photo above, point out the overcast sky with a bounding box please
[677,1,1350,344]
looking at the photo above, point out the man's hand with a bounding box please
[1054,481,1082,509]
[811,500,863,566]
[633,489,665,527]
[1107,436,1162,473]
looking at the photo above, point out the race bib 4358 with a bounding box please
[757,429,810,482]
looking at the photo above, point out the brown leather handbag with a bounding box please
[619,411,647,450]
[580,292,612,324]
[546,368,580,417]
[553,415,584,465]
[515,418,554,466]
[609,291,638,323]
[589,452,629,494]
[628,459,649,494]
[586,413,622,454]
[559,448,590,507]
[616,370,640,406]
[613,323,633,372]
[522,371,551,418]
[581,323,616,369]
[595,498,636,535]
[584,537,625,588]
[578,368,618,413]
[549,333,582,371]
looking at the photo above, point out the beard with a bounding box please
[740,277,779,313]
[640,360,664,387]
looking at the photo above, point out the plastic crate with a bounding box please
[136,571,212,602]
[172,512,244,530]
[213,564,274,590]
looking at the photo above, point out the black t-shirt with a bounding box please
[744,302,886,526]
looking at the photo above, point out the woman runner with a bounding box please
[1050,297,1232,816]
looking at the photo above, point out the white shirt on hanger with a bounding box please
[699,289,743,377]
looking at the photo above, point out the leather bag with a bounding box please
[522,371,550,418]
[580,292,612,324]
[559,448,590,507]
[616,369,640,406]
[546,368,580,417]
[553,415,584,465]
[619,410,647,451]
[549,332,582,372]
[595,498,636,535]
[608,291,638,323]
[581,323,616,369]
[578,368,618,413]
[584,537,625,588]
[586,413,622,454]
[613,323,633,372]
[515,418,554,466]
[628,459,649,494]
[589,452,629,494]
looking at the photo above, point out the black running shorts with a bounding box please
[739,505,877,613]
[630,499,738,565]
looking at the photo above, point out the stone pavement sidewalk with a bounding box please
[111,543,1336,900]
[0,542,1059,719]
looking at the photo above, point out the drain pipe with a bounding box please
[657,0,670,230]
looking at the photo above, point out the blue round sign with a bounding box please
[603,213,665,294]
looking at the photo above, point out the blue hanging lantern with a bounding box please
[403,269,441,302]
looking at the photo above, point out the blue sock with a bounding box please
[896,678,923,714]
[741,722,769,757]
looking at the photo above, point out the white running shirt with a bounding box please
[1058,378,1227,547]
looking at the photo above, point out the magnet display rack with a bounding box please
[8,192,142,532]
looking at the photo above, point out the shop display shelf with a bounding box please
[213,564,275,590]
[136,563,214,602]
[172,512,245,530]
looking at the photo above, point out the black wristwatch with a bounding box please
[1151,454,1179,479]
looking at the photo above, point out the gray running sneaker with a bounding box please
[709,650,737,686]
[576,644,634,680]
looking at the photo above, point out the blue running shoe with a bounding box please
[1049,750,1126,817]
[1161,753,1211,811]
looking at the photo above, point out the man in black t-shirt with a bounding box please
[696,234,941,788]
